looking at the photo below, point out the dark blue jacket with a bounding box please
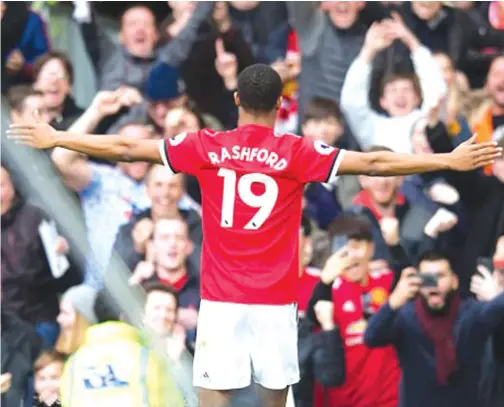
[364,293,504,407]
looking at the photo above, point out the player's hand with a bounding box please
[132,218,154,255]
[177,307,198,329]
[213,1,232,33]
[321,246,353,285]
[314,300,335,331]
[6,49,25,72]
[54,236,70,255]
[448,135,502,171]
[388,267,422,310]
[380,217,400,247]
[129,261,155,285]
[424,208,458,239]
[7,119,58,150]
[0,372,12,394]
[215,38,238,90]
[471,265,503,301]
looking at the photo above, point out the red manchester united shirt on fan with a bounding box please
[158,125,344,305]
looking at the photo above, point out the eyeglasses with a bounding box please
[38,71,68,81]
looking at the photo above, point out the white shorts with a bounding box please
[193,300,300,391]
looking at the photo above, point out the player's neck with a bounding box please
[238,111,276,129]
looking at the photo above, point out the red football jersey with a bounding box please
[313,269,400,407]
[297,267,321,316]
[159,124,343,304]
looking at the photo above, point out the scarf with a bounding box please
[415,293,461,385]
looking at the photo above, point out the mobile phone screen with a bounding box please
[331,235,349,253]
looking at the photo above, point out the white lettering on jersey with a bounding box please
[208,146,287,170]
[314,140,335,155]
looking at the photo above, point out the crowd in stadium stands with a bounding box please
[1,1,504,407]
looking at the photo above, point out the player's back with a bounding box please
[160,124,342,305]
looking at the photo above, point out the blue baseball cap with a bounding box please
[144,62,186,102]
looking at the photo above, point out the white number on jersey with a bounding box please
[218,168,279,230]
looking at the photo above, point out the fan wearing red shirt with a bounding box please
[8,62,502,407]
[313,217,400,407]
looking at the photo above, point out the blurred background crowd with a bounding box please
[1,1,504,407]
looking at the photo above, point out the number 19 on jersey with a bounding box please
[218,168,279,230]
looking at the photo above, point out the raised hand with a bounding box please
[380,217,400,247]
[214,38,238,89]
[321,245,353,284]
[361,21,395,61]
[7,117,58,150]
[448,135,502,171]
[388,267,422,310]
[6,49,25,72]
[381,12,420,50]
[471,265,503,301]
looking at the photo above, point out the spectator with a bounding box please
[228,1,289,64]
[33,351,65,407]
[479,250,504,407]
[112,166,202,274]
[55,285,98,355]
[473,56,504,175]
[351,146,458,266]
[341,16,446,153]
[108,62,188,136]
[7,85,50,124]
[287,1,367,123]
[163,106,206,206]
[365,250,504,407]
[129,218,200,332]
[426,103,504,292]
[60,289,185,407]
[1,308,41,407]
[32,51,84,131]
[1,165,80,349]
[51,118,152,286]
[295,300,346,407]
[1,2,49,93]
[307,215,401,407]
[399,2,504,89]
[143,282,197,407]
[301,97,360,214]
[163,1,255,126]
[74,1,213,93]
[297,215,321,318]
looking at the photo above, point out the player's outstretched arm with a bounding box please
[337,136,502,176]
[7,122,162,164]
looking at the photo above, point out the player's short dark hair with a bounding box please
[7,85,43,111]
[143,282,180,309]
[303,97,343,125]
[328,215,373,243]
[417,249,453,269]
[33,50,74,84]
[237,64,283,113]
[301,214,313,237]
[94,289,122,323]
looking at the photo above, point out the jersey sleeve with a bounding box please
[158,131,206,177]
[292,137,345,184]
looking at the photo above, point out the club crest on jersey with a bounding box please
[169,132,187,146]
[314,140,335,155]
